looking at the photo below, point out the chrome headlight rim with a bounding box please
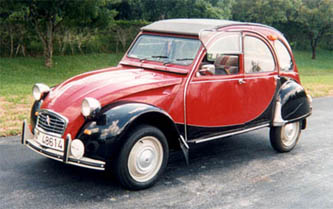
[32,83,50,101]
[70,139,85,159]
[81,97,101,117]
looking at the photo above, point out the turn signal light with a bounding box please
[84,129,92,135]
[267,35,277,41]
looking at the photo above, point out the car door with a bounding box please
[242,33,278,124]
[186,32,247,140]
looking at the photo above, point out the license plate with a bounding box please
[34,129,64,151]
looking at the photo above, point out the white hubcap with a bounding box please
[281,122,299,147]
[128,136,163,182]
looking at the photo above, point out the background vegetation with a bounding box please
[0,0,332,136]
[1,0,332,66]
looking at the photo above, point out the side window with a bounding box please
[199,33,241,76]
[244,36,275,73]
[275,40,293,71]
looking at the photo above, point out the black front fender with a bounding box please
[76,102,182,161]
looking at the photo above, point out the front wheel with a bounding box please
[114,125,169,190]
[270,121,301,152]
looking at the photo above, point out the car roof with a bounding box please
[141,18,280,36]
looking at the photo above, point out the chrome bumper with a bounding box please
[22,120,106,171]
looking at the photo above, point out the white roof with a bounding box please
[141,19,240,36]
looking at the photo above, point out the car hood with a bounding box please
[41,67,182,133]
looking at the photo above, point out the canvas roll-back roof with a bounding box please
[141,19,240,36]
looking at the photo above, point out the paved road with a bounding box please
[1,97,332,209]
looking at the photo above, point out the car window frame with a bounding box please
[195,32,243,78]
[274,39,294,72]
[126,34,202,66]
[243,34,277,74]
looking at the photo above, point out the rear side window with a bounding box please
[206,33,241,61]
[275,40,293,71]
[244,36,275,73]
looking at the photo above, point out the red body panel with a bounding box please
[38,23,301,140]
[187,74,245,126]
[243,73,277,121]
[41,68,184,137]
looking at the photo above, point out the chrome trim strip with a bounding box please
[23,122,105,171]
[63,134,71,163]
[183,47,206,141]
[179,135,189,149]
[22,120,27,145]
[190,123,270,144]
[26,139,106,171]
[285,112,312,124]
[307,94,313,109]
[191,75,276,84]
[272,100,286,126]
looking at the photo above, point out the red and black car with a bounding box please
[22,19,312,190]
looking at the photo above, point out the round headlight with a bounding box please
[70,139,85,159]
[81,97,101,117]
[32,83,50,101]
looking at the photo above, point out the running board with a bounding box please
[188,123,270,144]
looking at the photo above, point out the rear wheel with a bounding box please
[114,125,169,190]
[270,121,301,152]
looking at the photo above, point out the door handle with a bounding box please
[238,79,246,84]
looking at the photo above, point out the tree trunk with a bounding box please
[310,35,317,60]
[15,44,21,56]
[9,26,14,58]
[34,17,54,68]
[45,19,54,68]
[22,44,26,57]
[311,45,316,60]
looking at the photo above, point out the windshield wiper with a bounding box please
[138,56,168,61]
[151,55,169,59]
[176,58,193,61]
[163,58,194,65]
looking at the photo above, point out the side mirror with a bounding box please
[198,64,215,76]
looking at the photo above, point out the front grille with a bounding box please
[36,110,67,136]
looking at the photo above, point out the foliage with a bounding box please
[232,0,300,25]
[0,0,332,62]
[296,0,333,59]
[0,0,118,67]
[111,0,234,20]
[232,0,333,59]
[0,0,29,57]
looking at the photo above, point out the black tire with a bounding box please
[114,125,169,190]
[270,121,301,152]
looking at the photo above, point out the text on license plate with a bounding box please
[35,129,64,151]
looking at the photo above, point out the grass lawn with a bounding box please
[295,50,333,97]
[0,53,123,136]
[0,50,332,136]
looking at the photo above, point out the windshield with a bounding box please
[128,35,202,65]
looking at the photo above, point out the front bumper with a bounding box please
[21,120,106,171]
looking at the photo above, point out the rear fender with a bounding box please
[273,79,312,126]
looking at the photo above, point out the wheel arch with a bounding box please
[124,111,181,150]
[78,102,183,160]
[273,77,312,127]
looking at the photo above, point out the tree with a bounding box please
[232,0,333,59]
[24,0,117,68]
[0,0,28,57]
[296,0,333,59]
[112,0,234,21]
[232,0,300,25]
